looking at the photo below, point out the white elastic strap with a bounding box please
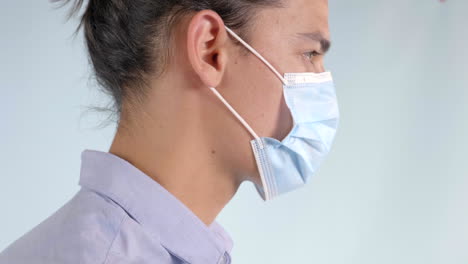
[209,87,260,140]
[224,26,288,86]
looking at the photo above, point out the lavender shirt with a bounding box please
[0,149,233,264]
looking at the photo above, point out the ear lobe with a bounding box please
[186,10,228,88]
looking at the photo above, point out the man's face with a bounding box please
[216,0,331,183]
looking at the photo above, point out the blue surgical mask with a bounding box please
[209,26,340,201]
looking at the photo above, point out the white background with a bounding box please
[1,1,467,263]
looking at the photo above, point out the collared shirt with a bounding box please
[0,149,233,264]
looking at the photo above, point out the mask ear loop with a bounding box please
[208,26,288,201]
[209,85,272,201]
[208,87,260,140]
[208,26,289,142]
[224,26,288,86]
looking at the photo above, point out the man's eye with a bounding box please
[304,51,321,60]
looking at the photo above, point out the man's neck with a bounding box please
[108,116,240,226]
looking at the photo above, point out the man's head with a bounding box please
[57,0,331,186]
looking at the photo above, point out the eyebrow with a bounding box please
[296,32,331,54]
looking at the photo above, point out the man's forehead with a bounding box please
[283,0,330,32]
[253,0,330,40]
[286,0,331,51]
[290,0,329,14]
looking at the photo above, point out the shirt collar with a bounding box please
[78,149,233,264]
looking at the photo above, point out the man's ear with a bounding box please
[186,10,228,88]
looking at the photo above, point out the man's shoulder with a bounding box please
[0,188,129,263]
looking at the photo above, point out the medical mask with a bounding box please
[208,26,340,201]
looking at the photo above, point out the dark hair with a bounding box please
[52,0,282,127]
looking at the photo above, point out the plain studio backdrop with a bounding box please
[1,1,467,263]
